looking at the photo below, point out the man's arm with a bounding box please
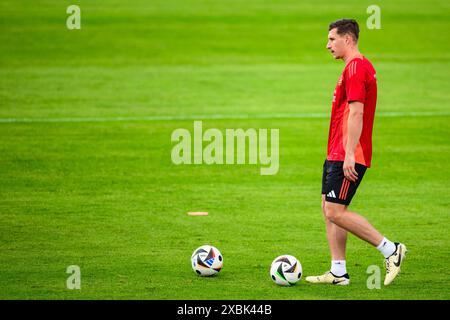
[343,101,364,182]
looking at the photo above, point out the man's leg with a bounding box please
[305,196,351,285]
[322,195,348,260]
[323,201,383,246]
[322,201,407,285]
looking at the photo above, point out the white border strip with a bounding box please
[0,111,449,124]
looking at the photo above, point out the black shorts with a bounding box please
[321,160,367,206]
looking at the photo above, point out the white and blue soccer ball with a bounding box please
[270,255,302,286]
[191,245,223,276]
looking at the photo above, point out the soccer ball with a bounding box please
[270,255,302,286]
[191,245,223,276]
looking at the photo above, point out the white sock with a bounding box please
[377,237,397,258]
[330,260,347,277]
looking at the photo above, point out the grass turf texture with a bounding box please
[0,0,449,299]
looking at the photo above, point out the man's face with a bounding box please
[326,28,348,59]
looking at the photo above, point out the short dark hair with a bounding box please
[329,19,359,42]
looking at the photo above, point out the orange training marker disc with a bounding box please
[187,212,209,216]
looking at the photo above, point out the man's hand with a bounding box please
[343,152,358,182]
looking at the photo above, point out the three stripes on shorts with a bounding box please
[327,179,351,200]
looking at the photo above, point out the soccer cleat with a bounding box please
[305,271,350,285]
[384,243,407,286]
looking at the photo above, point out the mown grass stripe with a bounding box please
[1,111,449,124]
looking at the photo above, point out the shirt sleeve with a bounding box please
[346,60,366,104]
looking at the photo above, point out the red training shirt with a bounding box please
[327,56,377,167]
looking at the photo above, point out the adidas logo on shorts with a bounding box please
[327,190,337,198]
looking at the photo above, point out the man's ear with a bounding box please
[345,34,351,45]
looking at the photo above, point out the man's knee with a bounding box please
[324,201,346,223]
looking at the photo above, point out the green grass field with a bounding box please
[1,0,449,299]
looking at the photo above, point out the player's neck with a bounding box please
[343,49,363,65]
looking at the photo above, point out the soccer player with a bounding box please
[305,19,407,286]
